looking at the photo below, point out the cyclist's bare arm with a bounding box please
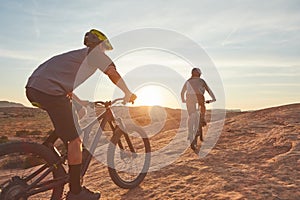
[204,83,216,102]
[105,65,136,103]
[181,82,187,103]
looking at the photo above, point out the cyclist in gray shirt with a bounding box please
[26,29,136,200]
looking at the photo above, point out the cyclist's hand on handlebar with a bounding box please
[124,93,137,104]
[130,94,137,104]
[205,99,216,104]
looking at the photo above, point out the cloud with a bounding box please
[0,49,39,61]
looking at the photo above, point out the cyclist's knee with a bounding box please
[68,138,82,155]
[68,137,82,147]
[68,137,82,164]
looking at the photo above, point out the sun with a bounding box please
[134,85,164,106]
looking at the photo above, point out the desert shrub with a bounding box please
[29,130,42,135]
[0,155,45,170]
[0,135,9,143]
[16,130,30,137]
[16,130,43,137]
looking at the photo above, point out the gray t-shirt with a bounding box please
[183,77,208,95]
[26,47,115,95]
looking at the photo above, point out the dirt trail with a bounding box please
[0,104,299,199]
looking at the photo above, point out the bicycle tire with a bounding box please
[107,127,151,189]
[197,126,203,142]
[188,112,200,141]
[0,142,66,200]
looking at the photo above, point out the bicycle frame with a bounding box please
[18,99,134,197]
[80,101,124,177]
[189,100,214,151]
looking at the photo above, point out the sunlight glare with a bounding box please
[135,85,163,106]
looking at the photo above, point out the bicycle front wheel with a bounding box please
[0,142,66,200]
[107,127,151,189]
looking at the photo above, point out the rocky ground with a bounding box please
[0,103,299,199]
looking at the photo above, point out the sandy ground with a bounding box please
[0,103,299,199]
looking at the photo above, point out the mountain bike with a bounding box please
[0,98,151,200]
[188,100,213,151]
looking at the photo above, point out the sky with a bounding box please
[0,0,299,111]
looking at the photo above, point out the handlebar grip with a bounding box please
[94,101,111,107]
[94,101,105,105]
[129,94,137,104]
[205,100,215,104]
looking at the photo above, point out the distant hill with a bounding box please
[0,101,24,107]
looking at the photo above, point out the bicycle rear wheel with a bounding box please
[107,127,151,189]
[0,142,66,200]
[188,112,200,141]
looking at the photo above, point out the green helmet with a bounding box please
[84,29,113,50]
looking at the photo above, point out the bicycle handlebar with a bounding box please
[205,99,216,104]
[94,93,137,107]
[94,97,130,107]
[112,97,126,105]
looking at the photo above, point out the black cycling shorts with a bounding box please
[26,87,79,143]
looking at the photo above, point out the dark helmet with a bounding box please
[191,67,202,77]
[84,29,113,50]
